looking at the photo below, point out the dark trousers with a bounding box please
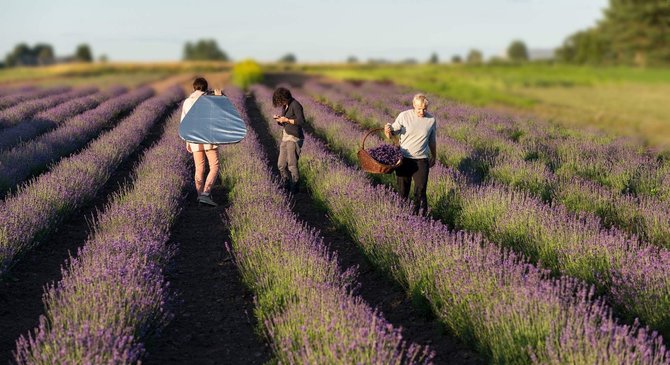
[396,157,429,215]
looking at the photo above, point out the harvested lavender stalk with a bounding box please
[368,144,402,165]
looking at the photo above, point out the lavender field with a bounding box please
[0,74,669,365]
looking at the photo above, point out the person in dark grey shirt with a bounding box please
[384,93,436,215]
[272,87,305,193]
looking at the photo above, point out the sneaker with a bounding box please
[289,180,301,194]
[198,194,218,207]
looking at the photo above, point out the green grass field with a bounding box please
[300,63,670,149]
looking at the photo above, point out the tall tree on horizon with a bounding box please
[507,40,529,62]
[74,44,93,63]
[183,39,229,61]
[556,28,611,64]
[466,49,483,65]
[599,0,670,66]
[557,0,670,66]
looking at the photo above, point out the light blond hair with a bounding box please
[412,93,429,106]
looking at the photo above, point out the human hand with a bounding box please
[213,88,223,96]
[429,156,436,168]
[384,123,392,139]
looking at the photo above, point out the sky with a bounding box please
[0,0,609,63]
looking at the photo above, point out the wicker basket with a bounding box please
[357,128,403,174]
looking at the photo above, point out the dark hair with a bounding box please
[272,87,293,107]
[193,77,208,92]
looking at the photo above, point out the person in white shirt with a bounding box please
[384,93,437,215]
[180,77,222,207]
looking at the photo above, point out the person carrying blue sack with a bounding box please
[180,77,222,207]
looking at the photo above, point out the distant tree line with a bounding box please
[3,43,94,68]
[182,39,300,64]
[556,0,670,67]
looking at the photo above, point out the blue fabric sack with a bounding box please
[179,95,247,144]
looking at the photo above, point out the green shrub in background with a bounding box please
[232,59,263,90]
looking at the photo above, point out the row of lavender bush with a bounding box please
[0,86,183,278]
[0,85,36,98]
[368,80,670,200]
[0,86,155,193]
[253,84,670,364]
[323,79,664,198]
[15,109,191,364]
[0,86,98,128]
[222,87,432,364]
[296,83,670,338]
[0,86,128,151]
[306,81,670,248]
[0,86,71,111]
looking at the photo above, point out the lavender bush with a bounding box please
[15,108,190,364]
[222,87,433,364]
[0,86,98,128]
[311,80,670,226]
[0,87,154,193]
[0,86,128,151]
[628,161,670,201]
[0,86,183,277]
[324,80,670,241]
[0,85,36,98]
[254,84,670,363]
[0,86,71,111]
[303,82,670,337]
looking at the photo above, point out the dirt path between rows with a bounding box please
[147,74,194,94]
[245,92,483,364]
[143,179,270,364]
[0,109,171,365]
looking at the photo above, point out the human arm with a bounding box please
[274,101,305,126]
[384,113,403,139]
[180,101,187,122]
[428,123,437,167]
[180,96,196,122]
[429,139,436,167]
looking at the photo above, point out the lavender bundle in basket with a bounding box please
[368,144,403,165]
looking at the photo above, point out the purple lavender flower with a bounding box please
[0,87,155,193]
[0,86,184,278]
[0,86,71,111]
[222,86,434,364]
[0,87,98,128]
[0,86,128,151]
[15,102,190,364]
[368,144,402,166]
[252,83,670,364]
